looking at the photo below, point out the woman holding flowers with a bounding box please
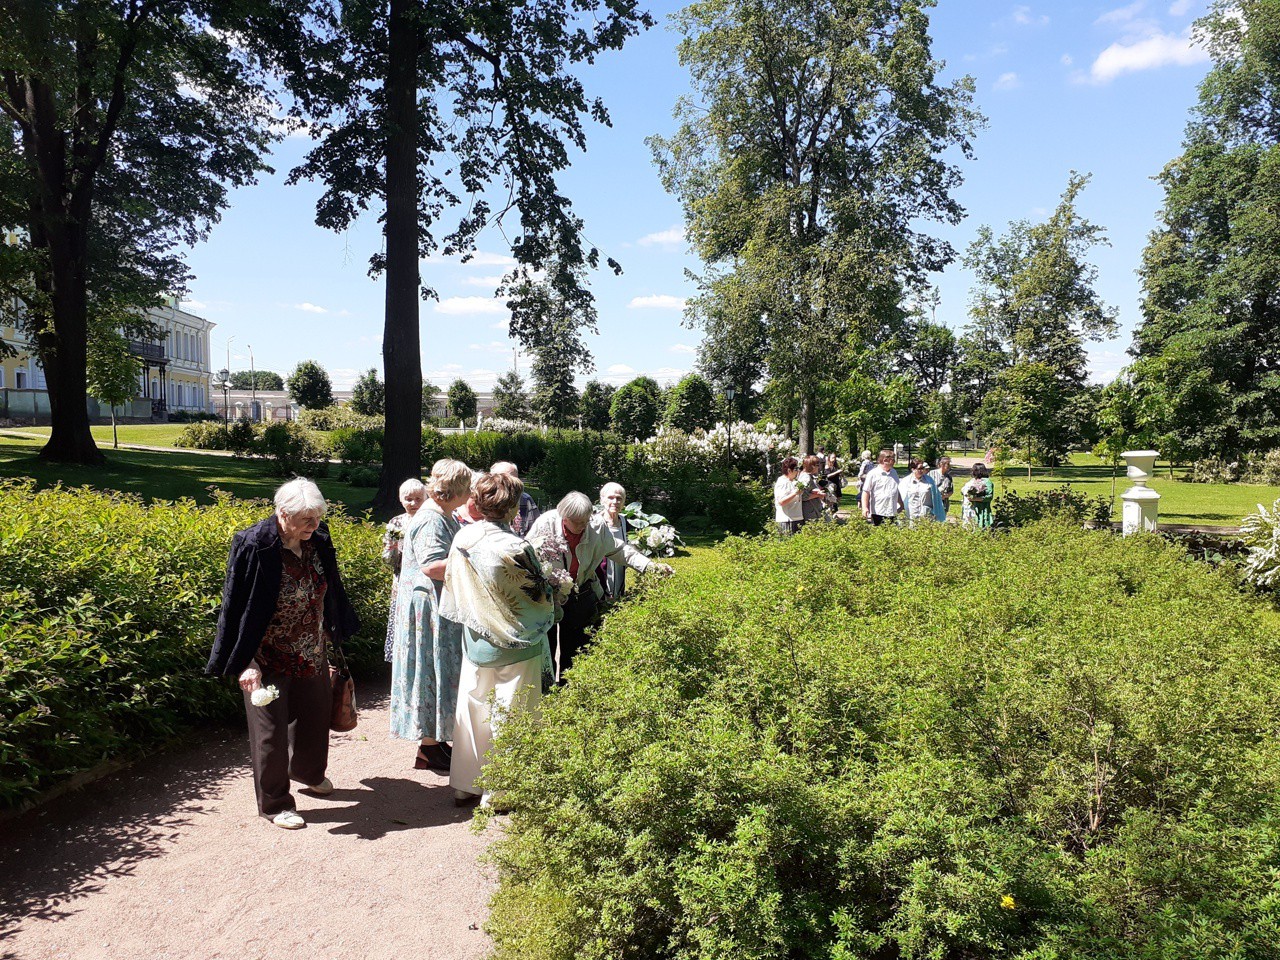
[442,472,558,807]
[382,478,427,662]
[528,491,672,680]
[594,482,654,602]
[389,459,472,772]
[962,463,995,529]
[774,456,803,535]
[207,478,360,829]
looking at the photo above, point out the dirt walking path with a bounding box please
[0,680,497,960]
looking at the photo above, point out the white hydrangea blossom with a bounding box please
[640,422,795,476]
[1241,498,1280,588]
[481,417,539,433]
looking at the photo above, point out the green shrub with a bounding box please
[250,421,329,478]
[481,521,1280,959]
[226,418,257,456]
[1183,457,1242,484]
[174,420,229,450]
[298,405,383,432]
[328,426,384,465]
[0,480,389,807]
[1243,450,1280,486]
[992,484,1112,528]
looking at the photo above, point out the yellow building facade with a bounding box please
[0,299,214,418]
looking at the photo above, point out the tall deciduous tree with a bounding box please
[350,367,385,416]
[0,0,311,464]
[578,380,615,431]
[229,370,285,391]
[287,0,651,512]
[1133,1,1280,460]
[492,370,531,421]
[651,0,980,453]
[287,360,334,410]
[664,373,716,432]
[446,379,477,423]
[86,330,141,449]
[610,377,660,440]
[959,173,1117,458]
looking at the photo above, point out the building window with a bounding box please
[15,369,27,389]
[0,367,5,388]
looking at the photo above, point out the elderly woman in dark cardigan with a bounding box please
[206,478,360,830]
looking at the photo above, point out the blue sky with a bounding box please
[180,0,1214,391]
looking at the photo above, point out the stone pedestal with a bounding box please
[1120,450,1160,535]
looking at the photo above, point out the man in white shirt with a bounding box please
[860,448,902,526]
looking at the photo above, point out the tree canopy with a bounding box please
[651,0,981,452]
[1132,0,1280,460]
[447,379,478,422]
[664,373,716,433]
[350,368,386,416]
[579,380,616,432]
[229,370,284,391]
[287,360,334,410]
[0,0,311,463]
[492,370,532,422]
[611,377,661,440]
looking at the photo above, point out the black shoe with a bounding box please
[414,742,451,772]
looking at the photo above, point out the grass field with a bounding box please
[0,433,375,510]
[13,423,195,448]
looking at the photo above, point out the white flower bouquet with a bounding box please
[250,684,280,707]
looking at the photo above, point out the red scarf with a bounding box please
[563,525,583,579]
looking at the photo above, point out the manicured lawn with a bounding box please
[15,423,194,447]
[839,455,1279,527]
[0,433,375,510]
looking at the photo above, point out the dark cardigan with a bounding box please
[206,515,361,677]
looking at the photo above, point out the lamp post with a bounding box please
[247,343,257,421]
[724,385,737,472]
[224,336,234,430]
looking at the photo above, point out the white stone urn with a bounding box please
[1120,450,1160,535]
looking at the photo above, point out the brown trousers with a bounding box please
[242,668,331,817]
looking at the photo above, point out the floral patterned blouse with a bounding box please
[256,540,329,677]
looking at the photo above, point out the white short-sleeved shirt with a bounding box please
[774,475,803,522]
[862,467,901,517]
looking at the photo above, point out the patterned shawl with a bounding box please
[440,520,556,650]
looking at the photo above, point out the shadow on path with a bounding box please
[0,726,246,951]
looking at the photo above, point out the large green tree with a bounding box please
[229,370,285,391]
[350,367,385,416]
[578,380,615,431]
[446,379,477,423]
[492,370,532,421]
[287,0,650,512]
[287,360,333,410]
[651,0,981,453]
[610,376,661,440]
[663,373,716,432]
[959,173,1117,459]
[0,0,310,464]
[86,330,141,449]
[1133,1,1280,460]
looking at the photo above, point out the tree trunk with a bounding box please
[112,408,119,449]
[39,226,102,465]
[798,394,815,457]
[372,0,423,517]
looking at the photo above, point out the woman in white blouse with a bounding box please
[773,456,803,535]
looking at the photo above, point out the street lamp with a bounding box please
[724,385,737,472]
[247,343,256,421]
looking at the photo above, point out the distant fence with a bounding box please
[0,390,154,425]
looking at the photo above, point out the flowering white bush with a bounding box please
[613,502,684,557]
[640,422,795,478]
[1240,498,1280,588]
[480,417,540,433]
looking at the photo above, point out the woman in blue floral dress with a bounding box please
[390,459,473,771]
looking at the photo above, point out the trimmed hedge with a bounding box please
[481,521,1280,959]
[0,480,388,808]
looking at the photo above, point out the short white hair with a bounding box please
[274,477,327,517]
[599,482,626,503]
[399,477,427,498]
[557,491,593,524]
[491,460,519,477]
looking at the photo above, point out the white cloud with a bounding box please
[1089,27,1209,83]
[1009,5,1049,26]
[464,274,506,288]
[607,363,636,375]
[627,294,687,310]
[1168,0,1192,14]
[994,72,1021,90]
[668,343,698,355]
[434,296,507,315]
[637,226,686,247]
[295,302,328,314]
[1061,53,1074,66]
[1095,0,1146,25]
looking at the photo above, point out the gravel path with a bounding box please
[0,680,497,960]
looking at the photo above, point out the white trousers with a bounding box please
[450,655,542,802]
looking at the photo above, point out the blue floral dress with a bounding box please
[389,504,463,742]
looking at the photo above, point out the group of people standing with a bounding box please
[209,465,673,829]
[774,448,995,535]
